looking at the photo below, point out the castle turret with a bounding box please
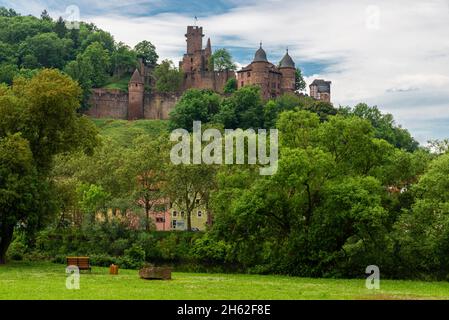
[128,69,144,120]
[279,49,296,93]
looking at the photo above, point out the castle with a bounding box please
[86,25,331,120]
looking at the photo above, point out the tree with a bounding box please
[153,59,183,94]
[54,16,67,38]
[64,58,94,110]
[0,69,98,263]
[209,49,236,71]
[134,40,158,67]
[169,89,221,131]
[0,63,19,84]
[343,103,419,152]
[81,30,115,54]
[124,134,169,231]
[0,7,19,17]
[79,42,111,87]
[394,153,449,278]
[111,42,137,78]
[0,134,37,264]
[223,85,264,129]
[19,32,72,69]
[295,68,306,92]
[223,78,237,94]
[40,10,52,21]
[165,163,216,231]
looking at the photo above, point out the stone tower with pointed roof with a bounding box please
[128,68,144,120]
[237,44,296,99]
[279,49,296,94]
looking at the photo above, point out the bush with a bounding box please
[121,244,146,269]
[7,233,28,261]
[7,240,27,261]
[191,234,231,263]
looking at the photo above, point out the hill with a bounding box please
[92,119,169,146]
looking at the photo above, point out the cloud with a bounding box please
[2,0,449,143]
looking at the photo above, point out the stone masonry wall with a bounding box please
[87,89,180,120]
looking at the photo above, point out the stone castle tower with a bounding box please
[279,49,296,93]
[128,68,144,120]
[181,26,212,73]
[179,26,235,92]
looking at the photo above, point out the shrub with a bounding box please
[7,238,27,261]
[121,244,146,269]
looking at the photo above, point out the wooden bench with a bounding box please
[66,256,91,271]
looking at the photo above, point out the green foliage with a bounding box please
[209,48,236,71]
[0,12,159,108]
[0,63,18,84]
[223,78,237,94]
[134,40,158,67]
[122,244,146,269]
[342,103,419,152]
[295,68,306,91]
[169,89,221,130]
[18,32,72,69]
[0,69,98,264]
[154,59,183,93]
[210,108,424,277]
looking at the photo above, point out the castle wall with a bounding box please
[184,70,235,93]
[87,89,180,120]
[143,93,180,120]
[87,89,128,119]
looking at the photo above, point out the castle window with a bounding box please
[172,220,177,229]
[241,81,244,87]
[156,217,165,223]
[247,72,251,77]
[173,211,177,217]
[197,211,202,217]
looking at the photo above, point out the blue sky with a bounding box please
[2,0,449,144]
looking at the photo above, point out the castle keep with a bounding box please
[180,26,235,92]
[86,25,331,120]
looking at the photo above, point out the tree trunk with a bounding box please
[0,223,14,265]
[187,211,192,231]
[145,201,150,231]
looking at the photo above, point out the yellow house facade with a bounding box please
[170,206,209,231]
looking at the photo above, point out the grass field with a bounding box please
[1,262,449,300]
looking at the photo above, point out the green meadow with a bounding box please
[1,262,449,300]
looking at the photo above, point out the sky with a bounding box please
[1,0,449,144]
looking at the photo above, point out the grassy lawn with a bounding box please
[1,261,449,300]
